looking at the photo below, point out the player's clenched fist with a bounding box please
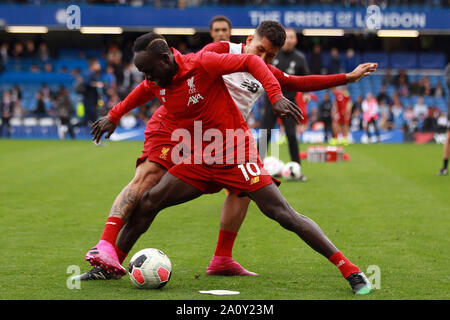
[90,116,117,144]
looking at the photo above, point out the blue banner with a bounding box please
[0,5,449,30]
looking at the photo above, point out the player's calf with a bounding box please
[250,184,337,258]
[249,184,370,294]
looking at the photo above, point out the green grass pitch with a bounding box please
[0,139,449,300]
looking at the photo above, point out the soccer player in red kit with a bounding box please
[86,32,373,294]
[331,86,352,146]
[80,21,377,282]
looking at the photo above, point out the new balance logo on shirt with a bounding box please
[240,79,260,93]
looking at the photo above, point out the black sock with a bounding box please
[443,159,448,170]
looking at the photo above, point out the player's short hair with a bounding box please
[209,15,232,30]
[133,32,170,56]
[255,20,286,48]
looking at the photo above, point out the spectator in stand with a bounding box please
[409,78,421,96]
[421,76,433,96]
[29,64,39,73]
[103,64,117,93]
[423,106,438,132]
[33,91,47,118]
[106,43,124,86]
[55,86,76,140]
[350,107,363,131]
[40,84,55,115]
[23,40,36,58]
[0,90,13,138]
[327,47,341,74]
[416,112,426,132]
[395,69,409,97]
[391,94,405,129]
[432,82,445,98]
[379,106,394,131]
[403,105,416,132]
[378,97,390,118]
[362,92,380,143]
[309,44,322,74]
[377,86,391,105]
[436,112,448,133]
[43,62,53,73]
[382,68,394,86]
[318,91,333,143]
[351,95,363,115]
[344,48,357,73]
[11,85,22,105]
[106,43,122,66]
[0,43,9,64]
[413,96,428,118]
[0,43,7,73]
[38,42,50,61]
[11,42,24,58]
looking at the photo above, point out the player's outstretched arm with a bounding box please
[268,62,377,92]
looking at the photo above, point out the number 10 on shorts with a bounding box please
[238,163,261,181]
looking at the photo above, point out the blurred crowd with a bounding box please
[1,0,449,8]
[0,38,448,140]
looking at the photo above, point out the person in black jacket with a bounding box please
[80,58,104,127]
[318,92,333,143]
[259,28,309,181]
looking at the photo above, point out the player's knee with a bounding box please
[132,166,165,192]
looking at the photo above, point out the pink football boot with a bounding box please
[85,240,127,276]
[206,256,259,276]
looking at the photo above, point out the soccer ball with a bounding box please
[263,156,284,177]
[128,248,172,289]
[281,162,302,180]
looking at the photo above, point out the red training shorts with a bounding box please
[169,162,278,195]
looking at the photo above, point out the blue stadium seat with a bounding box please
[390,52,418,69]
[0,72,74,85]
[418,53,446,69]
[59,49,103,58]
[362,52,389,69]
